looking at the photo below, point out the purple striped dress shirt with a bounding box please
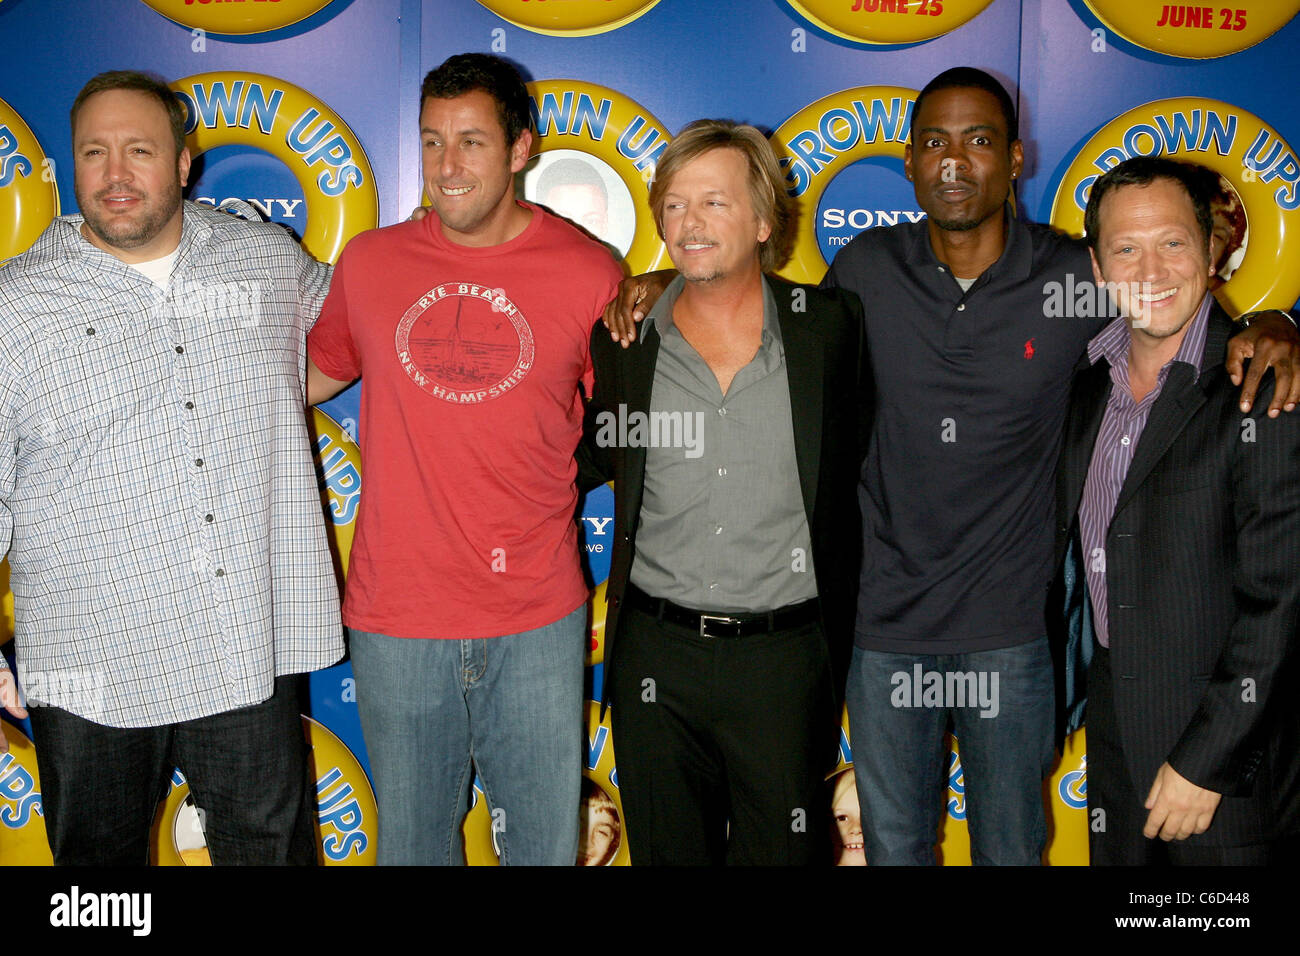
[1078,294,1213,647]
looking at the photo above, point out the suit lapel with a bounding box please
[775,284,823,520]
[1112,306,1230,516]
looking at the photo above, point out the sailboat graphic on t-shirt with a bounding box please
[413,296,518,388]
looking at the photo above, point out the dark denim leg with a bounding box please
[172,675,316,866]
[27,705,172,866]
[845,646,949,866]
[951,637,1055,866]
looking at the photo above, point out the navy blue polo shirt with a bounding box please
[824,211,1102,654]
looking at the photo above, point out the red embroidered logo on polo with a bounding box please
[395,282,536,404]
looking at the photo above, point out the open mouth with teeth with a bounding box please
[1135,286,1178,303]
[440,185,474,196]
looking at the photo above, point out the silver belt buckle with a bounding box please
[699,614,740,637]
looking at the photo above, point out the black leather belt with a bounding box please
[626,585,819,638]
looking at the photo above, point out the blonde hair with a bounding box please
[648,119,794,273]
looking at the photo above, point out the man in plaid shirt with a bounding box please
[0,71,343,864]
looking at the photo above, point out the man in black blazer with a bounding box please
[577,120,870,864]
[1055,156,1300,864]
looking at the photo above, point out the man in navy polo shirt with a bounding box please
[826,68,1298,866]
[603,67,1300,866]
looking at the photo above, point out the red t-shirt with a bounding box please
[308,203,623,639]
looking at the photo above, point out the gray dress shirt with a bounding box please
[629,276,817,612]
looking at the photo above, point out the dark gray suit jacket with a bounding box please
[1053,302,1300,844]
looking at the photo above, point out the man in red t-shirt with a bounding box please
[306,53,622,865]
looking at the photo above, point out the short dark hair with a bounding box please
[1083,156,1214,252]
[420,53,532,146]
[911,67,1019,144]
[537,158,607,203]
[71,71,187,158]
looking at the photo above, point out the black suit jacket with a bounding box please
[577,275,872,733]
[1053,302,1300,844]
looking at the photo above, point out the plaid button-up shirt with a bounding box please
[0,201,343,727]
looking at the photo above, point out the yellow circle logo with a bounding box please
[312,409,362,577]
[0,96,60,263]
[784,0,995,44]
[1050,97,1300,314]
[771,86,918,284]
[1083,1,1300,59]
[152,716,378,865]
[476,0,661,36]
[0,723,53,865]
[526,80,670,275]
[172,72,378,264]
[139,0,336,35]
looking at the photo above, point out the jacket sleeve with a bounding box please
[1167,372,1300,795]
[575,321,615,493]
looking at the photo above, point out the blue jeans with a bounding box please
[845,637,1055,865]
[349,605,586,866]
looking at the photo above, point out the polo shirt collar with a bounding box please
[906,203,1033,286]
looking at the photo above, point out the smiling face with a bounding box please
[72,88,190,263]
[1089,177,1214,341]
[421,89,532,247]
[660,146,771,285]
[831,770,865,866]
[905,86,1022,233]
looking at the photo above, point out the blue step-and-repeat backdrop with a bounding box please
[2,0,1297,865]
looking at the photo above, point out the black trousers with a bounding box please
[28,675,317,866]
[608,603,836,865]
[1087,646,1271,865]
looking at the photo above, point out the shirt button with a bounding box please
[718,407,727,417]
[708,582,717,590]
[195,458,204,467]
[215,568,225,577]
[937,266,946,273]
[714,525,723,535]
[86,327,95,336]
[175,345,185,354]
[184,401,195,410]
[717,466,727,477]
[957,303,966,312]
[1120,436,1130,446]
[205,514,214,523]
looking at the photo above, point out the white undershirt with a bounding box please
[954,275,976,293]
[127,248,179,288]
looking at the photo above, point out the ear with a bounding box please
[510,129,533,174]
[1089,246,1104,286]
[904,142,913,181]
[757,218,772,244]
[1009,140,1024,185]
[177,146,192,189]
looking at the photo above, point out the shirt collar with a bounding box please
[644,273,781,350]
[906,203,1033,285]
[1087,292,1214,383]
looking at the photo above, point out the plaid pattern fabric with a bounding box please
[0,201,343,727]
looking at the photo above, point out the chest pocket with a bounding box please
[40,314,152,432]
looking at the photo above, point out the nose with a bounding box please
[683,201,705,231]
[940,140,970,174]
[439,146,460,180]
[104,149,130,184]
